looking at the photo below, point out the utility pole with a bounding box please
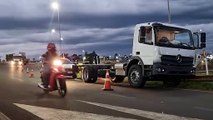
[51,0,63,57]
[203,49,209,75]
[167,0,171,23]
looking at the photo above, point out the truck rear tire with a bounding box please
[111,75,125,83]
[82,66,97,83]
[128,65,146,88]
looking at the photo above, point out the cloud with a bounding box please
[0,0,213,59]
[0,0,50,18]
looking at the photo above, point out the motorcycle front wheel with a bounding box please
[57,79,67,97]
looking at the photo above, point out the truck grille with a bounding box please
[161,55,193,66]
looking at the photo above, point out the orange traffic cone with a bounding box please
[29,69,34,78]
[102,69,113,91]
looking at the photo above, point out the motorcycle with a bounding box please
[38,59,67,97]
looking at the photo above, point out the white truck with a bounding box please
[81,22,206,87]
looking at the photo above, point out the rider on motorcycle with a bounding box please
[39,42,58,89]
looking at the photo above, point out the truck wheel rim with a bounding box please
[130,70,140,83]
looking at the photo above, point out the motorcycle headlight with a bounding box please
[53,59,62,66]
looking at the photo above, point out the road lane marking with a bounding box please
[14,103,136,120]
[178,88,213,94]
[195,106,213,112]
[0,112,11,120]
[100,92,136,100]
[78,100,203,120]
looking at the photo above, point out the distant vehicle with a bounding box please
[11,58,23,66]
[61,58,78,79]
[11,54,28,65]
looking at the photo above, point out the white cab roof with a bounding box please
[135,22,190,30]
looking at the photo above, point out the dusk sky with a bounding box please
[0,0,213,59]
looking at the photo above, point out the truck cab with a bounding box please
[121,22,206,87]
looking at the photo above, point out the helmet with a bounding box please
[47,43,56,50]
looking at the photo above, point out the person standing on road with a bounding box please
[39,43,58,89]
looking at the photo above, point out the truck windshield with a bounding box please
[155,26,194,49]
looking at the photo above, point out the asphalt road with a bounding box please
[0,63,213,120]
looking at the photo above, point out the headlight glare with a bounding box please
[53,59,62,66]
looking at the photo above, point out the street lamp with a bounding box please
[51,29,56,33]
[51,1,59,11]
[60,37,63,41]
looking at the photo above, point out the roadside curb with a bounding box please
[0,112,10,120]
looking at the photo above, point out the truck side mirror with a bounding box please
[201,43,206,48]
[193,32,206,49]
[200,32,206,43]
[139,27,146,43]
[200,32,206,48]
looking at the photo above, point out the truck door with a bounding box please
[133,26,155,65]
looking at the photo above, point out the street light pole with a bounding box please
[51,0,63,56]
[57,3,63,56]
[167,0,171,23]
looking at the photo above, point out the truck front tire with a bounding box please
[128,65,146,88]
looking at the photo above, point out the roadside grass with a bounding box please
[145,81,213,91]
[178,81,213,91]
[145,81,164,88]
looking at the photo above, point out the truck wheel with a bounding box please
[111,75,125,83]
[128,65,146,88]
[92,68,98,83]
[82,66,97,83]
